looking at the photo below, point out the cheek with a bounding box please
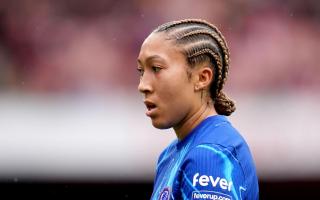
[159,68,191,100]
[156,75,194,125]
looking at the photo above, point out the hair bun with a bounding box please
[214,92,236,116]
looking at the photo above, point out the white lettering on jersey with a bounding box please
[192,173,233,192]
[192,191,232,200]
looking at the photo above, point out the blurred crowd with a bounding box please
[0,0,319,94]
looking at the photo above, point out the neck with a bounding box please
[173,102,217,141]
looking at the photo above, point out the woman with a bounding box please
[137,19,259,200]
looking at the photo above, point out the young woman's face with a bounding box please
[137,32,198,129]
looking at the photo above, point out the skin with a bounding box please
[137,32,217,140]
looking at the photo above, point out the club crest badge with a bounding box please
[159,187,171,200]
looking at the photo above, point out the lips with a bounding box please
[144,100,157,117]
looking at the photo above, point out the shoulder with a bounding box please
[193,115,245,149]
[182,143,244,179]
[178,143,247,199]
[190,117,258,181]
[188,143,239,163]
[178,119,259,199]
[194,117,254,168]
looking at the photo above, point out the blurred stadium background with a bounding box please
[0,0,319,198]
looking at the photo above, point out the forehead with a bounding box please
[138,32,186,64]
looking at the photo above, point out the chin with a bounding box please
[151,118,172,129]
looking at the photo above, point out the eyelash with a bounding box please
[137,68,144,76]
[137,66,162,76]
[152,66,162,73]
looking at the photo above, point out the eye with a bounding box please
[137,68,144,76]
[152,66,162,73]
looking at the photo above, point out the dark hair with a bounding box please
[152,19,236,116]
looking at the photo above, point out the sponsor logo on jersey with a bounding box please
[192,191,232,200]
[192,173,233,192]
[159,187,171,200]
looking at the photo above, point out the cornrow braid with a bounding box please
[153,19,235,116]
[188,47,223,97]
[177,30,226,93]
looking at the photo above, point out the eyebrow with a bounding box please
[137,55,165,65]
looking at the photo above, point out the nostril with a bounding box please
[138,82,145,93]
[138,82,152,94]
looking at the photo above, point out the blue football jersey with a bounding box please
[151,115,259,200]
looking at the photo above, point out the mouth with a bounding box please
[145,102,156,111]
[144,100,157,117]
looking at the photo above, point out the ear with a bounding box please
[194,66,213,91]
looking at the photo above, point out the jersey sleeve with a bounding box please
[179,144,247,200]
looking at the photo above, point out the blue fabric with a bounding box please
[151,115,259,200]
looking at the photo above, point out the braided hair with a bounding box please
[152,19,236,116]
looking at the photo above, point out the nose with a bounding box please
[138,74,153,94]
